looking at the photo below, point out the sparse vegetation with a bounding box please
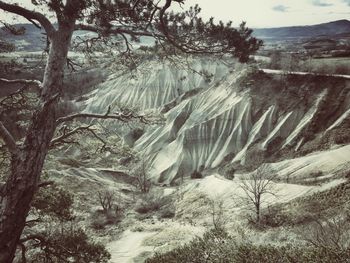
[25,227,111,263]
[256,179,350,228]
[299,216,350,251]
[264,51,350,75]
[146,227,350,263]
[19,183,111,262]
[135,193,172,215]
[91,190,123,229]
[1,3,349,262]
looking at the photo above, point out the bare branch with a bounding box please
[26,18,41,29]
[50,125,92,147]
[66,58,82,72]
[56,106,148,125]
[0,78,42,87]
[0,1,56,38]
[239,165,276,223]
[25,218,41,226]
[74,23,162,38]
[0,121,18,155]
[20,234,45,244]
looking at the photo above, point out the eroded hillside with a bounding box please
[85,57,350,183]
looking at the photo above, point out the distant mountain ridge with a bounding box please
[1,20,350,51]
[253,19,350,39]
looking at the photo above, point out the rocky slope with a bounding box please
[86,57,350,184]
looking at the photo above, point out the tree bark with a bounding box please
[0,21,75,262]
[256,196,261,223]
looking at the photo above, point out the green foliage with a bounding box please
[30,227,111,263]
[146,228,350,263]
[156,5,262,62]
[233,244,350,263]
[259,206,290,228]
[257,180,350,228]
[32,184,74,221]
[22,184,111,262]
[146,227,232,263]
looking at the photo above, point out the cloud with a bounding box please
[311,0,333,7]
[272,5,289,12]
[342,0,350,6]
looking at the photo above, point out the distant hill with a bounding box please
[253,19,350,39]
[0,23,46,51]
[1,20,350,51]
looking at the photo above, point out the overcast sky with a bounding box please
[0,0,349,28]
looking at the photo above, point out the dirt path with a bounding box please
[261,68,350,79]
[107,230,155,263]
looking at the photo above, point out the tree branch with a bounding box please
[0,1,56,38]
[56,106,148,125]
[20,234,45,244]
[74,23,162,38]
[50,125,92,147]
[0,121,18,155]
[0,78,42,87]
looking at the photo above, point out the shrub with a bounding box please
[190,170,203,179]
[259,206,289,228]
[146,228,350,263]
[146,227,232,263]
[159,205,176,219]
[25,185,110,262]
[32,185,74,221]
[135,193,171,214]
[29,227,111,263]
[91,209,123,230]
[131,128,144,141]
[224,166,235,180]
[91,212,108,230]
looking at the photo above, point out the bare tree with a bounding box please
[209,197,227,230]
[133,158,151,193]
[0,1,262,261]
[239,165,276,224]
[97,190,115,213]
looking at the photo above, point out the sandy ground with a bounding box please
[107,230,156,263]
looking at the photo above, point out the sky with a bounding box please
[0,0,349,28]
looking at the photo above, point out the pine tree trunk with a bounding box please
[0,22,74,262]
